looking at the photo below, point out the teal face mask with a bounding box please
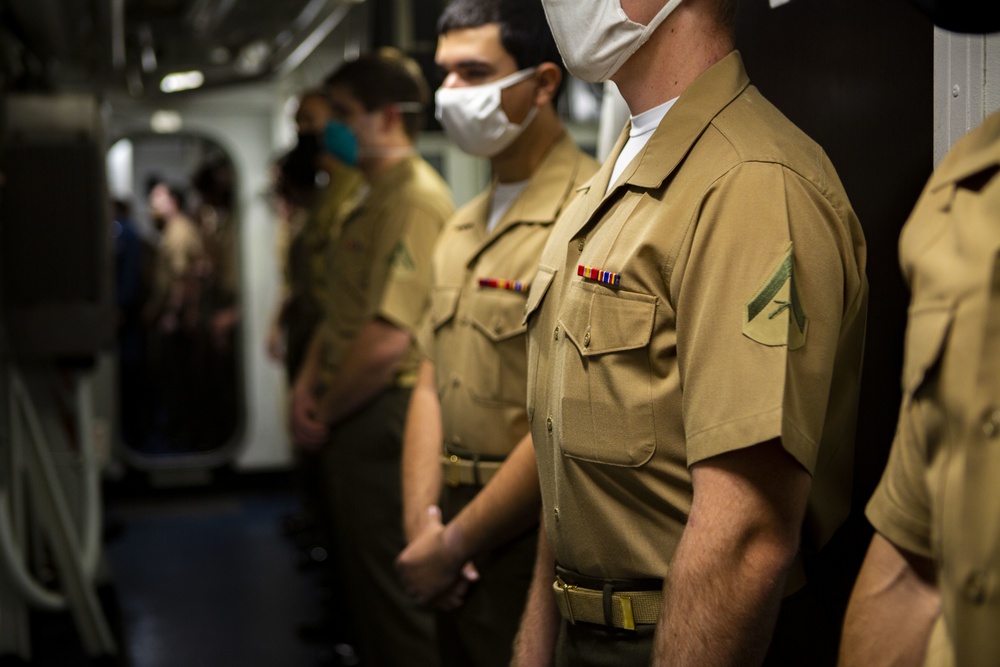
[324,120,359,167]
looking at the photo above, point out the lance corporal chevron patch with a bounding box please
[743,244,807,349]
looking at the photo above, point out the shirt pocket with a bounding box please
[557,283,658,467]
[467,289,529,405]
[902,302,953,401]
[430,286,460,331]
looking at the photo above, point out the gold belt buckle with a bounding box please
[555,575,577,624]
[619,595,636,631]
[444,454,461,487]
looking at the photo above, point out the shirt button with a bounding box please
[553,325,560,341]
[546,416,553,433]
[553,507,560,524]
[963,570,990,604]
[451,435,461,446]
[451,376,461,388]
[493,320,503,334]
[583,327,591,348]
[983,410,1000,439]
[578,238,586,251]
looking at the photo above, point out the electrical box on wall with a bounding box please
[1,94,113,362]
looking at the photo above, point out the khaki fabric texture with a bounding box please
[320,155,453,386]
[867,110,1000,667]
[151,214,203,303]
[524,51,868,580]
[284,164,365,379]
[423,133,598,459]
[287,162,365,321]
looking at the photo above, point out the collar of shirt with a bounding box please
[488,179,530,233]
[607,97,679,194]
[573,50,749,225]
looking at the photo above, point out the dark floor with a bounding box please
[15,471,340,667]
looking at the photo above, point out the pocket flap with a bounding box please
[469,294,528,342]
[902,303,952,394]
[522,265,557,325]
[430,286,460,330]
[560,285,656,356]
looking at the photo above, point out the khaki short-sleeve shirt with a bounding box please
[155,215,203,289]
[150,214,204,315]
[424,134,598,459]
[321,155,453,387]
[524,51,868,580]
[867,111,1000,667]
[288,162,366,315]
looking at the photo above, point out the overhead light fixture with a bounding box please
[160,70,205,93]
[150,110,183,133]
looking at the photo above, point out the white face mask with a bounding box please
[542,0,683,82]
[435,68,539,158]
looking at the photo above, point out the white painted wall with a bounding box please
[934,30,1000,164]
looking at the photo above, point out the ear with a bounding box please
[380,105,403,133]
[533,62,563,107]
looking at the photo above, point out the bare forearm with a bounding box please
[839,533,939,667]
[656,523,795,665]
[512,523,559,667]
[402,360,444,540]
[443,435,540,561]
[655,439,811,666]
[295,329,325,391]
[318,318,410,426]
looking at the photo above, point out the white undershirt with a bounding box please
[607,97,679,195]
[488,179,530,233]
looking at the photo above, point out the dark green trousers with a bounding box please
[436,483,537,667]
[321,386,439,667]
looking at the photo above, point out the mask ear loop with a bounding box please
[606,0,684,79]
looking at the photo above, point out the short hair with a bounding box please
[437,0,563,78]
[324,48,429,139]
[717,0,738,30]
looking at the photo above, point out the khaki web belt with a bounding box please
[440,454,502,487]
[552,576,662,631]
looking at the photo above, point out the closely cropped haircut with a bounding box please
[298,88,332,110]
[437,0,563,82]
[717,0,739,30]
[324,47,429,139]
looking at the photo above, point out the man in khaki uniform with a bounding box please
[145,181,206,449]
[839,6,1000,666]
[513,1,868,665]
[394,1,598,665]
[274,90,365,382]
[290,49,454,667]
[147,182,204,334]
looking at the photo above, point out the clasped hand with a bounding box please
[396,505,479,610]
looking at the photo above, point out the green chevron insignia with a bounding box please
[743,245,807,349]
[389,241,415,273]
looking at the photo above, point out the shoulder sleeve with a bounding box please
[678,161,864,473]
[374,198,451,333]
[866,404,934,558]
